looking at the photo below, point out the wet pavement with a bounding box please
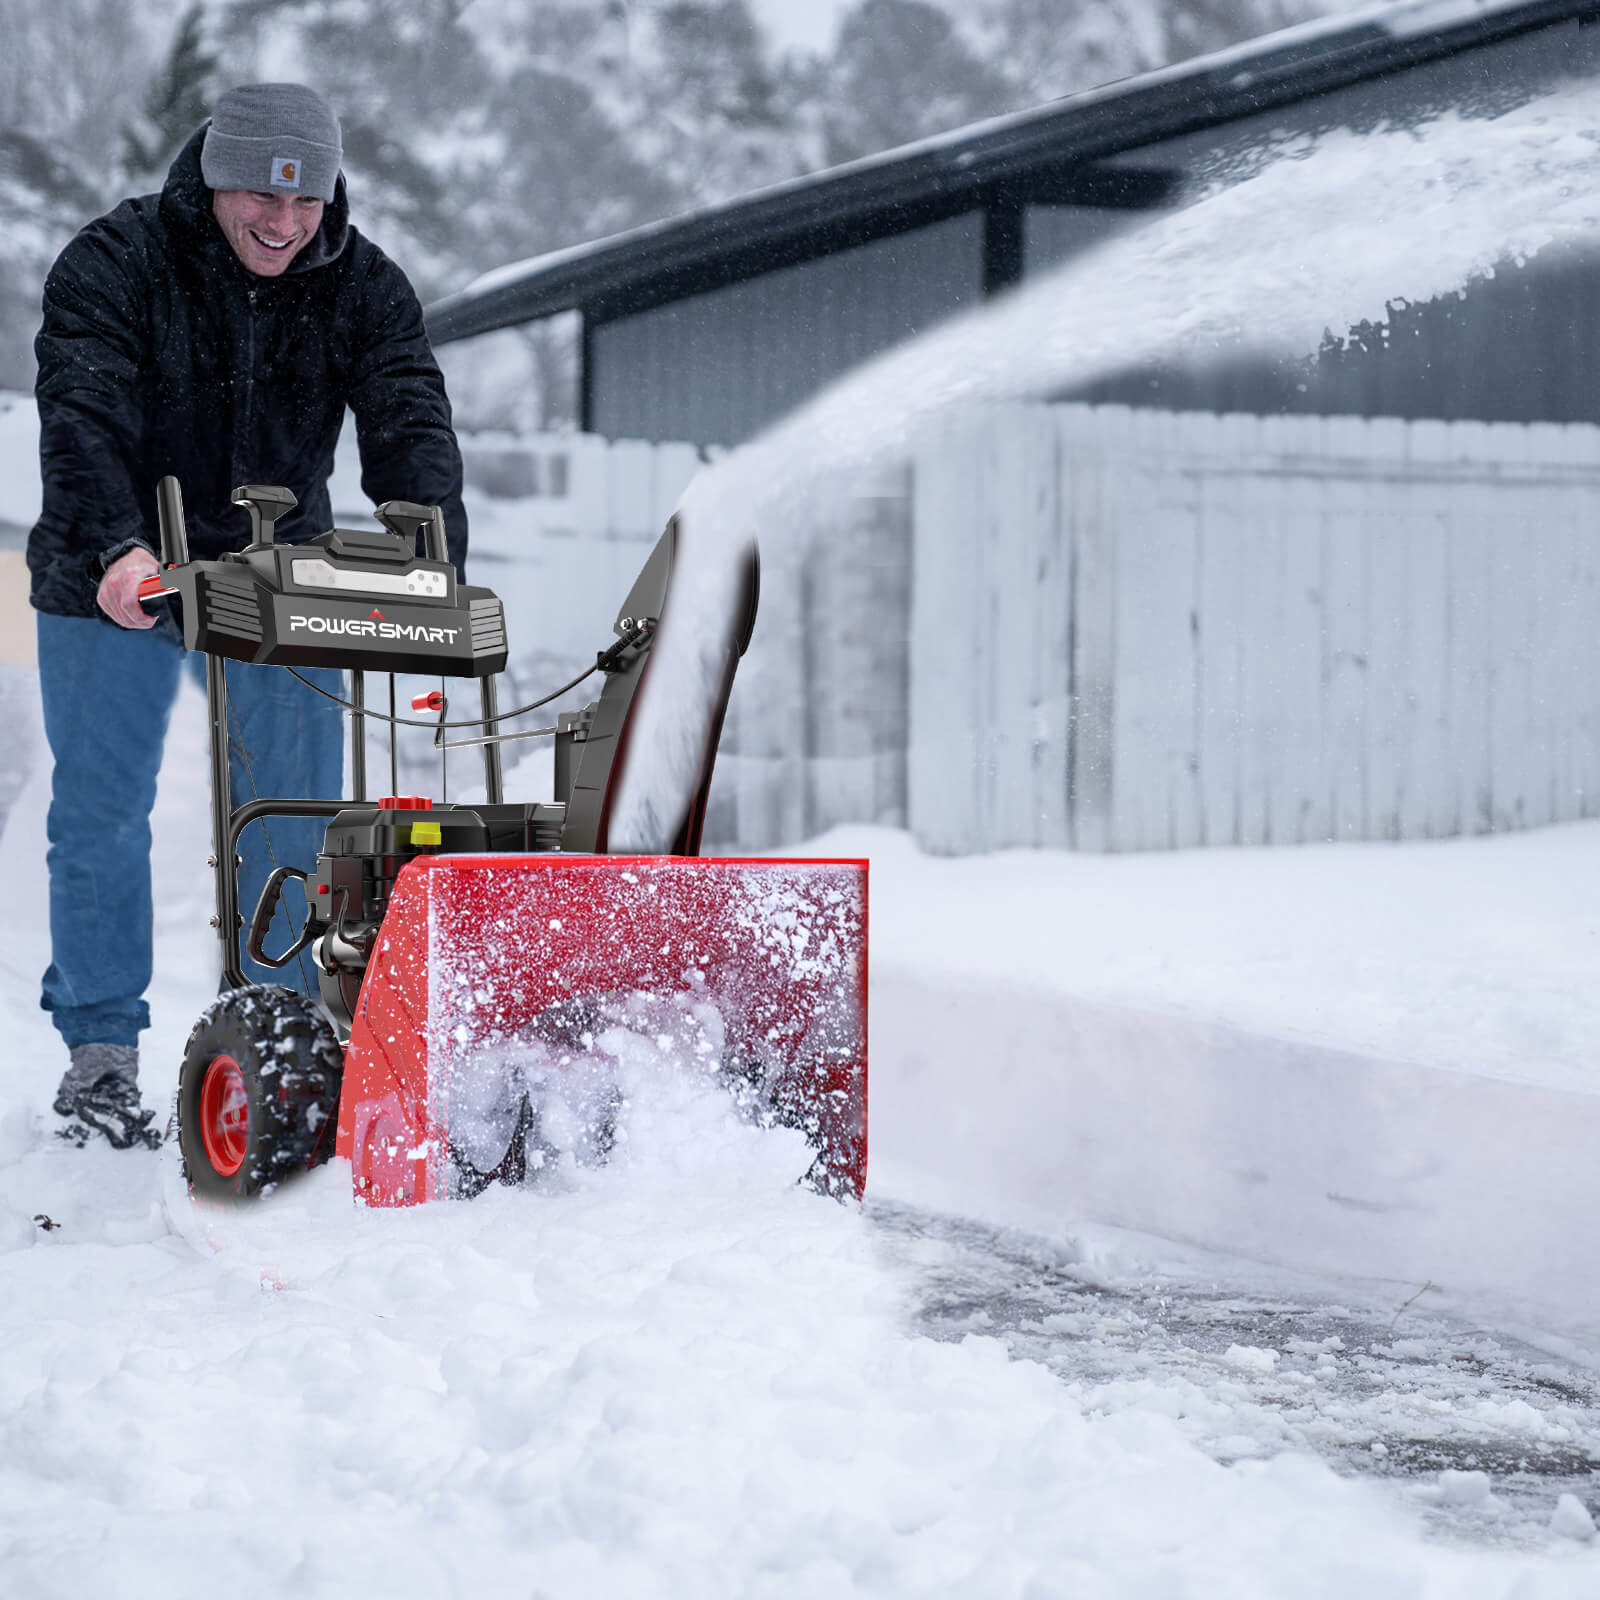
[870,1200,1600,1545]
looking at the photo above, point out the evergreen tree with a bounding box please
[641,2,801,204]
[0,0,157,386]
[976,0,1328,108]
[121,3,218,191]
[818,0,1011,167]
[972,0,1158,106]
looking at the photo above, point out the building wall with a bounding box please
[586,20,1600,446]
[1022,206,1143,277]
[1064,21,1600,424]
[1098,17,1600,192]
[588,213,984,448]
[1067,243,1600,425]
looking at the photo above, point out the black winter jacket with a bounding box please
[28,126,467,618]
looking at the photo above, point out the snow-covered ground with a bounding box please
[3,658,1600,1593]
[6,64,1600,1579]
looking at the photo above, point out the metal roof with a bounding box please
[425,0,1598,344]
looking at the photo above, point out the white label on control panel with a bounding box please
[292,558,447,599]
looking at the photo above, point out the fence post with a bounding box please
[908,413,987,853]
[803,461,913,836]
[1066,407,1119,853]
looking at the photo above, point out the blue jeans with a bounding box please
[37,612,345,1048]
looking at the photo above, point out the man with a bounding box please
[28,82,467,1148]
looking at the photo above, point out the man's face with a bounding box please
[211,189,326,277]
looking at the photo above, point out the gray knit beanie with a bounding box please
[201,83,342,203]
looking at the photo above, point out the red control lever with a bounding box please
[137,574,176,602]
[411,690,445,712]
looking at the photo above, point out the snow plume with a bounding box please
[446,987,812,1195]
[608,80,1600,848]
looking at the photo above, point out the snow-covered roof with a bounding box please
[425,0,1597,343]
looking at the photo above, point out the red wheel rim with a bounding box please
[199,1054,249,1177]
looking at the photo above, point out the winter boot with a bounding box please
[54,1043,162,1151]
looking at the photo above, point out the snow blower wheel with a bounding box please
[198,1053,248,1176]
[177,986,343,1200]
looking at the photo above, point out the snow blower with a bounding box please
[140,477,866,1206]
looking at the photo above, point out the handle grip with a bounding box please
[375,501,449,563]
[156,475,189,567]
[245,865,317,970]
[231,483,298,547]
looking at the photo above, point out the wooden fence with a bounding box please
[716,403,1600,854]
[14,397,1593,856]
[709,465,913,849]
[331,428,704,545]
[906,404,1600,853]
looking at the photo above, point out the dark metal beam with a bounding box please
[579,312,595,433]
[983,199,1024,297]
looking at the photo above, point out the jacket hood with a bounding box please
[159,122,351,274]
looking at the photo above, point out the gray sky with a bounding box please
[748,0,856,54]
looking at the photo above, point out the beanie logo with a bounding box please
[270,156,301,190]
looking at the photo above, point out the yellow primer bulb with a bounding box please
[410,820,443,847]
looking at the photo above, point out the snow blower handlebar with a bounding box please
[132,474,189,613]
[136,474,514,985]
[140,474,758,996]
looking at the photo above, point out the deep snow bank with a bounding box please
[833,824,1600,1343]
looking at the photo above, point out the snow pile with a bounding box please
[845,819,1600,1339]
[837,823,1600,1095]
[0,1132,1590,1598]
[0,390,37,528]
[446,987,813,1193]
[1553,1495,1598,1542]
